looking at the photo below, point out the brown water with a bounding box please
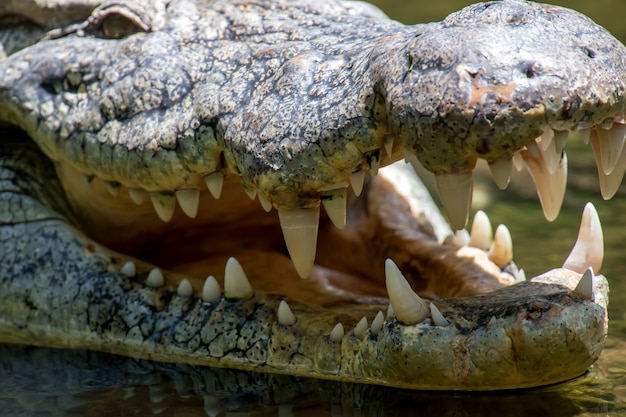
[2,1,626,416]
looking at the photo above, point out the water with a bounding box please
[2,1,626,415]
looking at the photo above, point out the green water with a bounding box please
[3,1,626,416]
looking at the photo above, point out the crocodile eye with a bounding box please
[100,13,143,39]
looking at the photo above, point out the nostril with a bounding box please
[584,46,597,59]
[519,61,537,79]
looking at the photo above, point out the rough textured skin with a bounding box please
[0,0,622,390]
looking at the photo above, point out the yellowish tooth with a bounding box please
[385,259,429,325]
[453,229,470,247]
[175,189,200,218]
[278,207,320,279]
[321,188,347,229]
[202,275,221,303]
[146,268,164,288]
[597,144,626,199]
[469,210,492,250]
[177,278,193,297]
[488,224,513,267]
[330,323,344,343]
[578,128,591,144]
[541,134,561,175]
[435,171,473,230]
[277,300,296,326]
[244,186,257,200]
[403,148,420,167]
[370,311,385,336]
[354,316,368,338]
[521,150,567,222]
[349,170,365,196]
[553,130,569,154]
[386,303,394,320]
[128,188,147,205]
[592,125,626,175]
[512,152,525,172]
[119,261,136,277]
[204,172,223,199]
[429,303,449,327]
[488,157,512,190]
[526,140,541,158]
[150,192,176,222]
[384,136,394,157]
[258,193,273,212]
[563,202,603,274]
[574,267,594,300]
[539,129,553,151]
[369,153,380,176]
[223,257,253,300]
[104,180,121,197]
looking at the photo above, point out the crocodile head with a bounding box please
[0,0,622,390]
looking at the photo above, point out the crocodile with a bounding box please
[0,0,623,391]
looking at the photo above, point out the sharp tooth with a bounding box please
[175,189,200,218]
[592,125,626,175]
[526,140,541,158]
[368,152,380,176]
[453,229,470,247]
[385,258,429,325]
[429,303,449,327]
[82,173,95,184]
[518,268,526,281]
[146,268,164,288]
[244,187,257,200]
[177,278,193,297]
[277,300,296,326]
[435,171,473,230]
[278,207,320,279]
[563,202,603,274]
[330,323,344,342]
[597,143,626,199]
[202,275,221,303]
[150,192,176,222]
[403,148,420,167]
[574,267,594,300]
[128,188,147,205]
[554,130,569,154]
[541,134,561,175]
[354,316,368,338]
[512,152,525,172]
[119,261,136,277]
[258,193,273,212]
[370,311,385,336]
[349,170,365,196]
[488,157,512,190]
[488,224,513,267]
[469,210,492,250]
[384,136,394,157]
[578,128,591,144]
[539,129,554,152]
[521,149,567,221]
[223,257,253,300]
[321,189,347,229]
[204,172,223,199]
[386,303,394,319]
[104,180,121,197]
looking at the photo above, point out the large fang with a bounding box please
[469,210,492,250]
[349,170,365,196]
[521,149,567,221]
[150,192,176,222]
[385,259,429,325]
[488,157,512,190]
[278,207,320,278]
[592,124,626,175]
[488,224,513,267]
[277,300,296,326]
[204,172,223,199]
[575,267,594,300]
[321,189,347,229]
[175,189,200,218]
[563,203,603,274]
[435,171,473,230]
[597,144,626,199]
[202,275,221,303]
[223,257,253,300]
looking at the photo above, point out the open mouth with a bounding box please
[0,0,622,392]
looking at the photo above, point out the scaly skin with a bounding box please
[0,0,622,390]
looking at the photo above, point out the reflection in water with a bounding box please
[2,1,626,416]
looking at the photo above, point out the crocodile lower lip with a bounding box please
[0,0,623,390]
